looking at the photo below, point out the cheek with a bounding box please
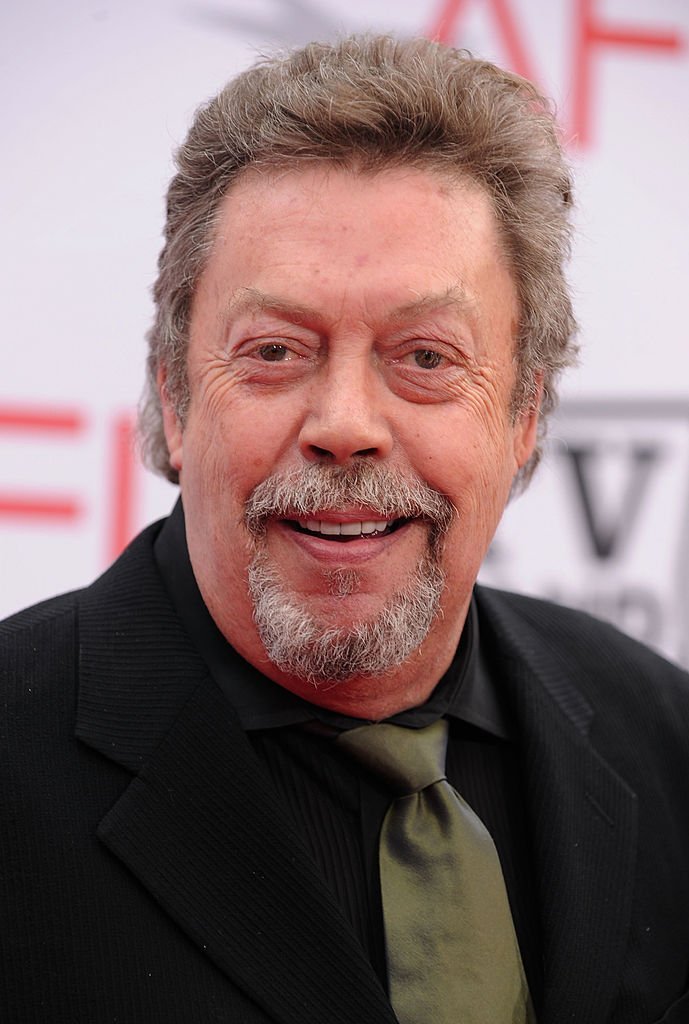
[434,428,518,552]
[420,401,516,500]
[182,441,231,504]
[182,404,285,506]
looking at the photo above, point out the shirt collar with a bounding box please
[154,498,510,739]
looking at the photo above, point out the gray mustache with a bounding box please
[245,463,456,537]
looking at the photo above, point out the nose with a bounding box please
[298,355,394,464]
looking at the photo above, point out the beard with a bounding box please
[244,462,455,687]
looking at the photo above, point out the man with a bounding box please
[2,35,689,1024]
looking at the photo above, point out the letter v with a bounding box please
[563,444,661,560]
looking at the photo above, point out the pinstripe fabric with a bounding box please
[2,517,689,1022]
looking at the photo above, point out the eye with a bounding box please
[412,348,444,370]
[257,343,290,362]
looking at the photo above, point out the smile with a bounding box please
[287,517,408,541]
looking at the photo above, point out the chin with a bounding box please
[248,549,445,686]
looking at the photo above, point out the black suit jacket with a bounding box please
[2,518,689,1023]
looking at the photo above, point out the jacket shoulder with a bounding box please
[1,590,81,706]
[0,520,167,702]
[475,584,689,733]
[476,584,687,672]
[1,588,79,636]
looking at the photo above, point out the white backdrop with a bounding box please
[2,0,688,666]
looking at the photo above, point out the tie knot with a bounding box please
[337,719,448,796]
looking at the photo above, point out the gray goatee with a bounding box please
[244,463,456,686]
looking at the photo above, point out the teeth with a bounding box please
[362,521,387,535]
[340,522,362,536]
[298,518,390,536]
[320,521,341,536]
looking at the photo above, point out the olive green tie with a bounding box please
[338,719,535,1024]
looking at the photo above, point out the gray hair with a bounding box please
[140,34,577,490]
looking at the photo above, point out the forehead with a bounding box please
[214,162,499,242]
[193,163,518,342]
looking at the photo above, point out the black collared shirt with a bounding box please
[155,500,543,1007]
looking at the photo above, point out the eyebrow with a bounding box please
[220,288,314,325]
[386,287,478,326]
[220,285,477,330]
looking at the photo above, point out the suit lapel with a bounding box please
[78,526,640,1023]
[76,524,395,1024]
[520,672,637,1024]
[96,678,395,1024]
[477,589,638,1024]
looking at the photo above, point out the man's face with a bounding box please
[161,165,538,716]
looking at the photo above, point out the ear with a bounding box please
[157,365,184,473]
[512,372,543,469]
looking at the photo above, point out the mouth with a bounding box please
[282,516,410,542]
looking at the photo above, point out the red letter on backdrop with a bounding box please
[107,411,138,562]
[427,0,539,84]
[0,405,85,520]
[572,0,684,148]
